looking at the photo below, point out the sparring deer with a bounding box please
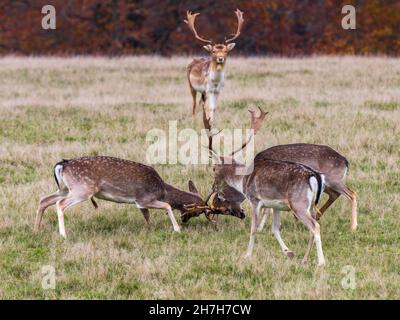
[185,9,244,122]
[254,144,357,232]
[205,108,327,266]
[215,144,357,232]
[34,156,214,238]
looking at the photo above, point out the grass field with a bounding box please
[0,56,399,299]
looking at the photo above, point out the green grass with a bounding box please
[0,56,399,299]
[365,101,400,111]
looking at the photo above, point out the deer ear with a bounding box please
[203,45,213,52]
[188,180,200,194]
[226,43,236,51]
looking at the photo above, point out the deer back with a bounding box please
[254,143,349,187]
[244,159,324,206]
[57,156,166,201]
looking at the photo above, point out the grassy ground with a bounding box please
[0,56,399,299]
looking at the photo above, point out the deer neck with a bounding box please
[224,173,246,195]
[209,60,226,82]
[163,183,200,211]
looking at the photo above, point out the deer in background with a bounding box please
[185,9,244,122]
[214,144,358,233]
[204,108,327,266]
[34,156,215,238]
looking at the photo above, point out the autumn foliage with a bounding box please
[0,0,399,56]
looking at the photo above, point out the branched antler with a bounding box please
[184,11,213,44]
[225,9,244,43]
[230,107,268,156]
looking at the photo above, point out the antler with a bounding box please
[230,107,268,156]
[183,196,217,222]
[249,106,268,133]
[184,11,213,44]
[225,9,244,43]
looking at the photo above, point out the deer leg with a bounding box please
[343,186,358,232]
[56,193,90,238]
[35,191,67,232]
[208,92,218,122]
[292,202,325,266]
[140,208,150,225]
[245,202,260,258]
[200,93,206,114]
[271,210,294,259]
[331,182,358,231]
[317,188,340,220]
[301,205,319,264]
[302,230,314,265]
[140,200,181,232]
[90,197,99,209]
[190,87,197,117]
[257,208,271,232]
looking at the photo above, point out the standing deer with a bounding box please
[185,9,244,122]
[34,156,214,238]
[254,144,357,232]
[214,144,357,232]
[205,108,327,266]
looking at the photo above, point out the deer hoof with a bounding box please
[284,250,294,259]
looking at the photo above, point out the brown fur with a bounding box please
[216,143,357,231]
[34,156,208,236]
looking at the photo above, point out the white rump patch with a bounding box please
[320,174,326,196]
[308,175,325,204]
[54,164,64,188]
[343,167,348,180]
[308,176,318,204]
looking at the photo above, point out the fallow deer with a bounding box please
[254,144,357,232]
[185,9,244,122]
[34,156,213,238]
[205,108,327,266]
[214,144,357,232]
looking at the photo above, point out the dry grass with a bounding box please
[0,56,399,299]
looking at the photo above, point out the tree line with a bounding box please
[0,0,399,56]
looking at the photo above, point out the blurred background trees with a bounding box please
[0,0,399,56]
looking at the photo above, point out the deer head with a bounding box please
[185,9,244,70]
[179,180,216,223]
[211,185,246,219]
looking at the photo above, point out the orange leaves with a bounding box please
[0,0,398,56]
